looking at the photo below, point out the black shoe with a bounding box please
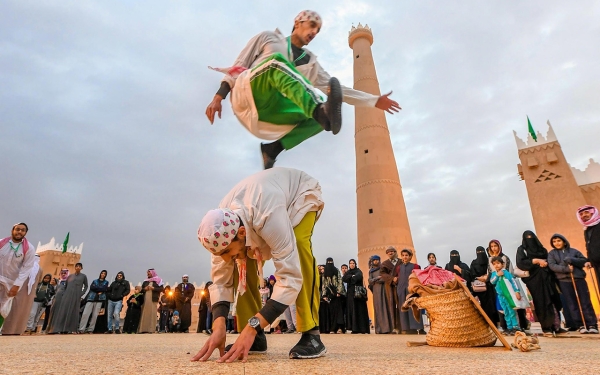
[224,330,267,354]
[289,333,327,359]
[115,329,121,334]
[555,328,569,335]
[313,77,342,135]
[284,329,296,334]
[105,330,113,334]
[205,329,212,335]
[260,142,283,170]
[325,77,342,135]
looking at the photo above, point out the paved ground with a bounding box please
[2,331,599,374]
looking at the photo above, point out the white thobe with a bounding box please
[0,240,36,304]
[209,167,324,307]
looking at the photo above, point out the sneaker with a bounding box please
[324,77,342,135]
[588,326,599,334]
[284,329,296,334]
[115,329,121,334]
[289,333,327,359]
[312,78,342,135]
[579,326,589,334]
[224,330,267,354]
[105,330,113,334]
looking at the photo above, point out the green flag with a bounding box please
[527,116,537,142]
[62,232,70,253]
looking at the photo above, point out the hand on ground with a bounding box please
[216,325,256,363]
[190,326,226,362]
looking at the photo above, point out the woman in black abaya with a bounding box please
[516,230,562,335]
[470,246,499,324]
[445,250,471,283]
[321,258,346,333]
[342,259,370,334]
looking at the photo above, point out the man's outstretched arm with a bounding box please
[313,60,401,113]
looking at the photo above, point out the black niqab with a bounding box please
[324,258,338,278]
[470,246,488,277]
[449,250,461,266]
[521,230,548,259]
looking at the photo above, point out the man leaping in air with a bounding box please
[205,10,401,169]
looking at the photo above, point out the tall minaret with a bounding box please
[349,24,415,272]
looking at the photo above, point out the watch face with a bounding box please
[249,317,260,327]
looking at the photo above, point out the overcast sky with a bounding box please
[2,1,599,285]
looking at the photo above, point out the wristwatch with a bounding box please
[248,316,262,333]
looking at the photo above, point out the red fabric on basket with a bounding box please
[413,267,463,286]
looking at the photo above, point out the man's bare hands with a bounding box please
[7,285,19,297]
[206,95,224,124]
[375,91,401,114]
[217,325,257,363]
[191,324,226,362]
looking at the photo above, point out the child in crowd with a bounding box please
[171,310,181,332]
[490,256,522,335]
[123,286,144,334]
[548,233,599,334]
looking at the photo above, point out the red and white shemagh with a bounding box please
[198,208,241,255]
[577,205,600,228]
[294,10,322,28]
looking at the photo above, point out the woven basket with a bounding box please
[415,288,497,348]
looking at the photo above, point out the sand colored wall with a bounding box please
[516,130,600,312]
[580,183,600,209]
[349,25,415,320]
[38,250,81,279]
[517,141,587,250]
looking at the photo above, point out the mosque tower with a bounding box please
[349,24,415,272]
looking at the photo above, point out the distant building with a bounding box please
[36,237,83,279]
[514,121,600,309]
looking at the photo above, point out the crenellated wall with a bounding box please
[515,122,600,311]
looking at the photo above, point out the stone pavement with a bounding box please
[2,331,599,375]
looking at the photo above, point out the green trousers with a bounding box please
[234,211,320,333]
[250,53,324,150]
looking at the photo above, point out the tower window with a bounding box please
[369,209,373,214]
[364,149,369,154]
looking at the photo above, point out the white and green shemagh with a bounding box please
[249,52,325,150]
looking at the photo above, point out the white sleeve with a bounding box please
[14,244,35,288]
[313,60,379,107]
[257,206,302,306]
[222,31,270,89]
[208,254,235,305]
